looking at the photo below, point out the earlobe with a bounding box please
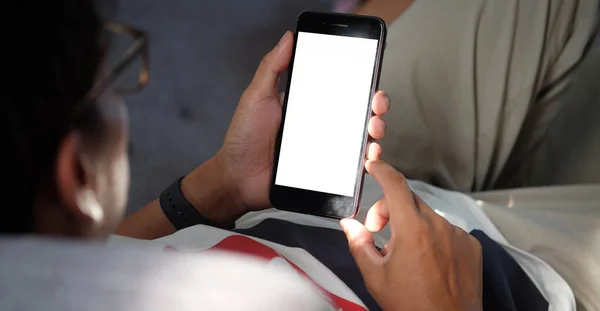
[55,132,103,225]
[55,133,82,212]
[76,188,104,225]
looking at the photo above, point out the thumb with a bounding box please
[245,31,293,102]
[340,219,382,277]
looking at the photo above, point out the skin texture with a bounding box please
[341,160,483,311]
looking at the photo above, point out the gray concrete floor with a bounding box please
[113,1,334,213]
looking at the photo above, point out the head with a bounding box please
[1,0,131,238]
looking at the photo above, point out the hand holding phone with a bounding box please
[270,12,387,219]
[208,25,387,226]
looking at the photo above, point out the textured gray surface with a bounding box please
[112,1,333,213]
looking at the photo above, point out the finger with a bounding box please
[367,142,382,161]
[365,198,389,232]
[371,91,390,116]
[245,31,294,102]
[340,219,382,276]
[365,160,420,225]
[368,116,386,140]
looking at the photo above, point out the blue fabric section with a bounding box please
[234,219,548,311]
[235,218,380,310]
[470,230,549,311]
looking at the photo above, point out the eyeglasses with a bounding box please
[103,23,149,94]
[74,23,149,116]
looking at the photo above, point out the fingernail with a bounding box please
[386,93,391,110]
[277,31,290,47]
[340,219,349,232]
[381,92,390,109]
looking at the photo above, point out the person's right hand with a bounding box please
[340,160,483,311]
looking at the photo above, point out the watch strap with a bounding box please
[159,177,220,230]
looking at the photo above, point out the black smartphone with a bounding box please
[269,11,387,219]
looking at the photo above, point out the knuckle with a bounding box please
[393,170,407,183]
[440,218,454,235]
[387,169,408,188]
[470,235,483,255]
[454,226,471,243]
[453,225,471,239]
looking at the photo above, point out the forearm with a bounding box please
[355,0,414,24]
[115,157,244,239]
[114,198,174,240]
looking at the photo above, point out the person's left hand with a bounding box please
[215,31,390,212]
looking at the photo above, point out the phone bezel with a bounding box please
[269,11,387,219]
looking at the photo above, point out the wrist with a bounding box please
[180,156,245,228]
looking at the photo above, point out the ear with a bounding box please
[55,132,103,225]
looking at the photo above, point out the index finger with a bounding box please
[365,160,420,226]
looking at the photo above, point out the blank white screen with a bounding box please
[275,32,378,196]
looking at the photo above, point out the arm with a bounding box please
[114,157,243,239]
[355,0,414,24]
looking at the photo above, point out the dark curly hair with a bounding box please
[0,1,104,233]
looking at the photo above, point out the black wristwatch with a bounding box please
[159,177,228,230]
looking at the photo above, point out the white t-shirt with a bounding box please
[0,179,576,311]
[107,177,576,311]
